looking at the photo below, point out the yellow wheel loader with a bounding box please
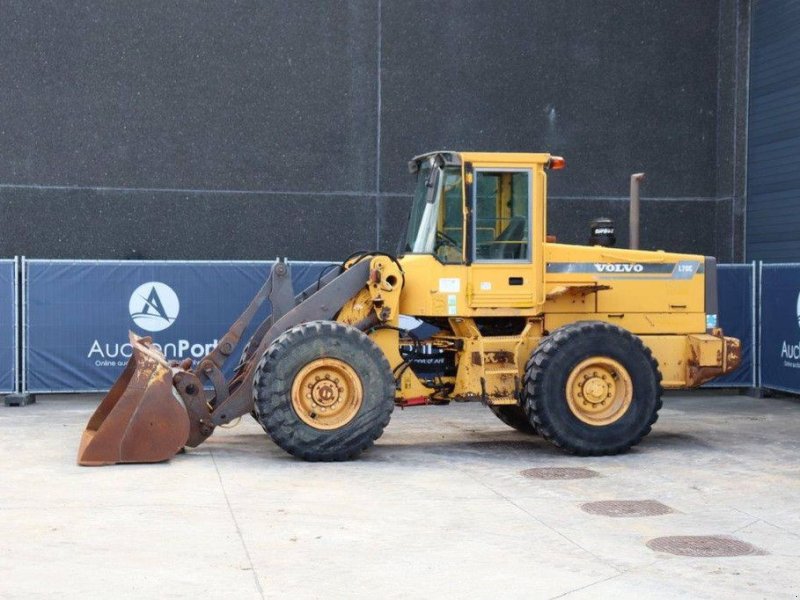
[77,151,741,465]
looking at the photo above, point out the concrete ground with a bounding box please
[1,392,799,600]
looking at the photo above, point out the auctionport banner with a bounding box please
[0,260,16,393]
[704,264,756,387]
[760,264,800,393]
[24,260,332,393]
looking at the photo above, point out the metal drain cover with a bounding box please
[646,535,765,557]
[521,467,599,480]
[582,500,674,517]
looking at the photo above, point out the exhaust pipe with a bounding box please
[629,172,645,249]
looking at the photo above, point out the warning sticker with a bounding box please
[439,278,461,293]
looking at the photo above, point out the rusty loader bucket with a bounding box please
[77,333,190,466]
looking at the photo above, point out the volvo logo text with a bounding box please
[129,282,180,332]
[594,263,644,273]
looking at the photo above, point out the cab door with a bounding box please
[467,167,536,308]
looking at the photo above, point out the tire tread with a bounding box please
[523,321,663,456]
[253,320,395,461]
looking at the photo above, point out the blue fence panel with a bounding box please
[20,258,768,394]
[24,260,331,393]
[703,264,756,387]
[0,259,17,393]
[759,264,800,394]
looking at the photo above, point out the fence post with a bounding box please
[4,256,34,406]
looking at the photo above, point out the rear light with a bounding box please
[547,156,566,170]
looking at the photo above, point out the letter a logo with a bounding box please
[129,282,180,332]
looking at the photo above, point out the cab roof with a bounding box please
[408,150,554,173]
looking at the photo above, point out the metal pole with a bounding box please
[629,173,645,249]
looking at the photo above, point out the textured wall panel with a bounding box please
[0,1,744,261]
[0,188,375,261]
[747,0,800,261]
[0,1,378,192]
[380,0,719,198]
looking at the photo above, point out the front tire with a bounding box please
[254,320,395,461]
[524,321,662,456]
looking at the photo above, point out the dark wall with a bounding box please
[746,0,800,262]
[0,1,748,261]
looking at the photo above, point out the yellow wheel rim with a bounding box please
[565,357,633,426]
[291,358,363,430]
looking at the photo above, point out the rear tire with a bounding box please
[254,320,395,461]
[488,405,537,435]
[524,321,662,456]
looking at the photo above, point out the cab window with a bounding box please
[473,170,531,261]
[435,168,464,263]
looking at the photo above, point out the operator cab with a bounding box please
[404,152,532,265]
[403,151,559,309]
